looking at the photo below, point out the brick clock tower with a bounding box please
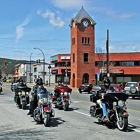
[70,7,96,88]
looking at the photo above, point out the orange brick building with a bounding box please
[50,7,140,88]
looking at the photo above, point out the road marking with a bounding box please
[74,110,90,117]
[74,110,140,133]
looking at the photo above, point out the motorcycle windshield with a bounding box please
[38,92,52,104]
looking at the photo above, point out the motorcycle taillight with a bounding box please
[44,106,50,111]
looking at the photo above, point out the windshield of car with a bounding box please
[126,83,137,87]
[82,83,89,86]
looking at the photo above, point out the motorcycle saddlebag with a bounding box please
[90,94,97,102]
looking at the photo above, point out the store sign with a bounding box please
[110,68,124,74]
[61,56,70,60]
[51,69,58,74]
[51,56,58,61]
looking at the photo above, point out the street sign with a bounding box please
[96,72,100,81]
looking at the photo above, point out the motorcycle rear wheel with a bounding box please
[116,117,128,131]
[44,114,51,127]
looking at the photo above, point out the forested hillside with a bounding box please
[0,57,30,78]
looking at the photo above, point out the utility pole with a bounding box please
[30,53,33,83]
[106,29,110,77]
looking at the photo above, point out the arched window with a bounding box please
[82,73,89,83]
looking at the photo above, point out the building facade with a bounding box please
[50,7,140,88]
[14,63,55,84]
[69,7,96,87]
[51,54,71,84]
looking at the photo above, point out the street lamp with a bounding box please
[30,53,33,83]
[48,64,51,87]
[34,48,45,83]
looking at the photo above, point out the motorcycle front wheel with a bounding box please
[22,102,26,110]
[116,116,128,131]
[44,113,51,127]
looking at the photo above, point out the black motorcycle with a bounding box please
[89,92,129,131]
[33,92,55,127]
[14,85,31,109]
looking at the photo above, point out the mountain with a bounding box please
[0,57,30,78]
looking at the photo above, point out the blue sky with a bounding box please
[0,0,140,63]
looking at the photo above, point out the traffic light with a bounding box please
[36,59,40,64]
[4,60,7,66]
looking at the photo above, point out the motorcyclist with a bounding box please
[98,78,111,121]
[27,77,47,116]
[14,79,26,104]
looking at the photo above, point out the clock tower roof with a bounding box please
[70,6,96,27]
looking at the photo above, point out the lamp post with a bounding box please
[30,53,33,83]
[34,48,45,83]
[48,64,51,87]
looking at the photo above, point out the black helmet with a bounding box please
[37,78,43,85]
[103,78,111,84]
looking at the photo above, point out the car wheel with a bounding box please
[79,90,82,93]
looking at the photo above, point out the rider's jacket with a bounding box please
[96,85,110,100]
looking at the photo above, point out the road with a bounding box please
[0,83,140,140]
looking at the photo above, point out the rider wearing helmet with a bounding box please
[100,78,111,121]
[27,77,45,116]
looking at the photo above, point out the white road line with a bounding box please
[133,129,140,133]
[74,110,90,117]
[74,110,140,133]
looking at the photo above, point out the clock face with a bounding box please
[82,20,89,27]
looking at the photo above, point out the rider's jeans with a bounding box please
[101,101,107,117]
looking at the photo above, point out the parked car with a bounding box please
[124,82,140,98]
[110,84,122,92]
[90,84,104,94]
[78,83,93,93]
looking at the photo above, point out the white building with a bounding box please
[32,63,55,84]
[14,63,55,84]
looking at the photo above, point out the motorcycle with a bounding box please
[89,92,129,131]
[14,85,31,109]
[33,92,55,127]
[51,85,72,111]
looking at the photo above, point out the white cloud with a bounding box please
[15,16,31,45]
[93,6,135,19]
[51,0,89,10]
[37,9,65,27]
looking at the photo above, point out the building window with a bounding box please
[34,67,37,72]
[73,53,75,62]
[84,53,88,62]
[72,38,75,45]
[82,37,90,44]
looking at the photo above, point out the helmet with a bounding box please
[36,78,43,85]
[103,78,111,84]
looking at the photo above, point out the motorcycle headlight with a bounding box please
[60,92,63,95]
[18,92,22,95]
[64,92,68,96]
[118,100,125,107]
[22,91,25,95]
[43,98,48,104]
[113,101,117,106]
